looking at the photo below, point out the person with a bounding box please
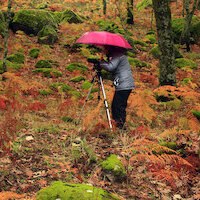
[100,45,135,129]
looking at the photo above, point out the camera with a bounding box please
[87,58,101,71]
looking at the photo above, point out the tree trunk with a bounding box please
[152,0,176,86]
[3,0,12,73]
[181,0,198,52]
[127,0,134,24]
[103,0,107,15]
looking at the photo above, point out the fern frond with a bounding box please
[136,0,152,11]
[151,145,177,155]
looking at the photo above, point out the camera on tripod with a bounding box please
[87,58,101,72]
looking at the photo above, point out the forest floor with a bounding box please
[0,0,200,200]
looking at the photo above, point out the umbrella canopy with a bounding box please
[75,31,132,49]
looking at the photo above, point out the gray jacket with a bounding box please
[100,54,135,91]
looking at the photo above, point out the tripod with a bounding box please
[76,64,113,130]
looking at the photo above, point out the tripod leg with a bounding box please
[99,76,113,130]
[76,76,97,125]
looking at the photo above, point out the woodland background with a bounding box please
[0,0,200,199]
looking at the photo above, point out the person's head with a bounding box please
[103,45,126,57]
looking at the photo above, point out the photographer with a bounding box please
[100,45,135,129]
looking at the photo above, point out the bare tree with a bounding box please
[181,0,198,51]
[3,0,12,73]
[152,0,176,86]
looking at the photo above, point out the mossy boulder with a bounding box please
[150,45,183,59]
[49,83,73,92]
[60,9,83,24]
[11,9,58,35]
[37,25,58,45]
[128,58,151,69]
[82,80,92,89]
[172,16,200,43]
[175,58,197,69]
[36,181,120,200]
[133,39,149,47]
[70,75,85,82]
[35,60,52,68]
[32,68,62,78]
[7,53,25,64]
[165,98,182,110]
[66,63,88,73]
[101,154,126,181]
[0,10,6,38]
[29,47,40,58]
[0,60,22,73]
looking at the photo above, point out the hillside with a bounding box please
[0,0,200,199]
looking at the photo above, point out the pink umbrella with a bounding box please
[75,31,132,49]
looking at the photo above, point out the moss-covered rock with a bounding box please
[0,60,22,73]
[127,51,136,58]
[144,34,157,44]
[101,154,126,181]
[70,75,85,82]
[32,68,62,78]
[0,10,6,38]
[49,83,73,92]
[35,60,52,68]
[82,80,92,89]
[133,39,149,47]
[11,9,58,35]
[60,9,83,24]
[175,58,197,69]
[66,63,88,73]
[29,47,40,58]
[128,58,151,69]
[7,53,25,64]
[36,181,120,200]
[150,45,183,59]
[165,98,182,110]
[37,25,58,45]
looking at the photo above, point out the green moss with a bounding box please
[128,58,151,69]
[29,47,40,58]
[66,63,88,73]
[35,60,52,68]
[36,181,120,200]
[32,68,62,78]
[39,89,53,95]
[159,142,177,150]
[175,58,197,69]
[12,9,58,35]
[7,53,25,64]
[191,109,200,121]
[61,9,83,24]
[82,80,92,89]
[133,39,149,47]
[165,98,182,110]
[68,91,82,98]
[101,154,126,178]
[127,51,136,58]
[70,75,85,82]
[145,34,157,44]
[49,83,73,92]
[36,126,59,134]
[0,60,22,73]
[61,116,74,122]
[37,25,58,45]
[150,45,183,59]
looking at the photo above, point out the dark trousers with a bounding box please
[111,90,132,128]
